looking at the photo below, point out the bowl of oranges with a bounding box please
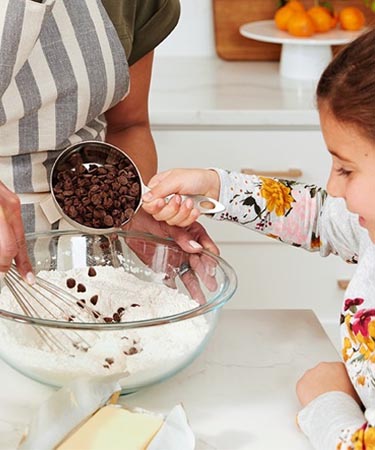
[240,1,369,80]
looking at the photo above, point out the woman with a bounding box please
[0,0,217,282]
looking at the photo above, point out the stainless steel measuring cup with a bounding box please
[49,140,225,233]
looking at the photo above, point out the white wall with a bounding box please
[156,0,216,57]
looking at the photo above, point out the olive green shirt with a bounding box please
[102,0,180,65]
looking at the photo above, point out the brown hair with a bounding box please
[317,27,375,142]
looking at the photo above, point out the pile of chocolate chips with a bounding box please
[53,152,141,229]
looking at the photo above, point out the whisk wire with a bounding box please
[3,266,98,353]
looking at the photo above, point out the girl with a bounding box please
[142,27,375,449]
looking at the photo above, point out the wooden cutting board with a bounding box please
[213,0,374,61]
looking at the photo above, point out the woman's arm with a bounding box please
[104,51,156,184]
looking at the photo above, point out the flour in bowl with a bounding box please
[0,266,209,388]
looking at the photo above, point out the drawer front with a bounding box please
[220,242,355,322]
[153,129,330,243]
[153,129,330,185]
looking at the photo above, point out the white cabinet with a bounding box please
[152,127,354,327]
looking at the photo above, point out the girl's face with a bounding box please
[320,105,375,242]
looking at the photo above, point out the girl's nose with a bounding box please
[326,170,344,199]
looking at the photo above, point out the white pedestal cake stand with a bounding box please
[240,20,363,80]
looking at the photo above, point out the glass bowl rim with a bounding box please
[0,229,237,330]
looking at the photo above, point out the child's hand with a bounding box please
[142,169,220,227]
[296,361,362,408]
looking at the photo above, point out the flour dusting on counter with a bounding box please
[0,266,209,387]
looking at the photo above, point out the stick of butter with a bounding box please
[56,405,163,450]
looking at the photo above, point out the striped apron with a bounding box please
[0,0,129,233]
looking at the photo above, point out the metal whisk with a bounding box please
[3,265,98,353]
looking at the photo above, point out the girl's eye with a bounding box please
[335,167,352,177]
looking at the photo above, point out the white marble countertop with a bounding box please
[0,309,338,450]
[150,57,320,129]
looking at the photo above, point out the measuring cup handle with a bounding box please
[144,186,226,215]
[180,195,225,215]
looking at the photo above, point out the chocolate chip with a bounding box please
[90,295,98,305]
[66,278,76,289]
[105,357,114,365]
[77,283,86,293]
[103,317,113,323]
[92,310,100,319]
[131,303,140,307]
[113,313,121,323]
[77,300,86,309]
[124,347,138,356]
[88,267,97,277]
[117,307,125,315]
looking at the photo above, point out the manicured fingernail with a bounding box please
[143,192,153,202]
[207,265,216,277]
[26,272,36,285]
[189,240,202,249]
[185,198,194,209]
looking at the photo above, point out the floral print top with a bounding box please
[213,169,375,450]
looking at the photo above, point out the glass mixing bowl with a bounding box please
[0,230,237,394]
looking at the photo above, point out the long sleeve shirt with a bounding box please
[213,169,375,449]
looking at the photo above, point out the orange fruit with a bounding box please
[287,11,315,37]
[274,1,305,31]
[339,6,365,31]
[275,5,296,30]
[287,1,305,12]
[307,6,333,33]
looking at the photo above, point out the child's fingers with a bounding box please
[152,195,184,223]
[144,171,179,201]
[141,198,166,215]
[166,202,200,227]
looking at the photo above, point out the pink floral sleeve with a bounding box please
[213,169,360,263]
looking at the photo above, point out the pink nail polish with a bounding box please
[189,240,202,249]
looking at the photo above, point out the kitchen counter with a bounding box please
[150,57,320,129]
[0,309,339,450]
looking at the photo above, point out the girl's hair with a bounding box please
[317,27,375,141]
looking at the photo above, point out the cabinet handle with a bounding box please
[241,168,303,178]
[337,279,350,290]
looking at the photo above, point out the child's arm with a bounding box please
[298,391,368,449]
[296,361,368,449]
[0,0,54,97]
[143,168,361,261]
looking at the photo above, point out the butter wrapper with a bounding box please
[148,404,195,450]
[18,377,121,450]
[18,377,195,450]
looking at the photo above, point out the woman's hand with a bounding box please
[0,182,33,281]
[296,361,362,408]
[123,209,220,303]
[126,208,219,255]
[142,169,220,227]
